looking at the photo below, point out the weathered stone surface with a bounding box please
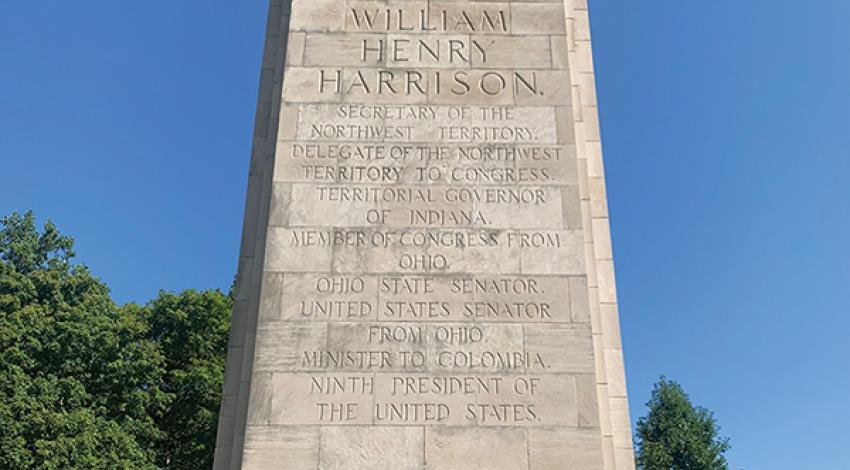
[427,427,528,470]
[214,0,633,469]
[321,427,424,470]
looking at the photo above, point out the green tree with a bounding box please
[144,289,231,469]
[0,211,233,469]
[635,377,731,470]
[0,211,163,469]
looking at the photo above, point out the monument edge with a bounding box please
[564,1,635,469]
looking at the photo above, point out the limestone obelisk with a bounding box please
[214,1,634,469]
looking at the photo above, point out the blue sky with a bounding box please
[2,1,849,469]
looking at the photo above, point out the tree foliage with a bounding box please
[635,377,731,470]
[145,290,231,469]
[0,211,231,469]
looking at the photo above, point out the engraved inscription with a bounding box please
[249,0,596,464]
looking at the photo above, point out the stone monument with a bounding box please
[214,1,633,469]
